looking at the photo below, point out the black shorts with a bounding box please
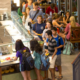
[19,63,33,72]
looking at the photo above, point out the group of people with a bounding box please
[14,0,80,80]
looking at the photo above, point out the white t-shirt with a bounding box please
[25,15,30,31]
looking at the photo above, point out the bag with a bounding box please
[40,53,50,71]
[63,41,74,55]
[28,10,39,28]
[19,48,34,70]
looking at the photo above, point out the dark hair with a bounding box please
[15,39,25,52]
[51,27,57,31]
[46,21,53,28]
[30,39,42,54]
[46,30,52,36]
[50,3,56,9]
[33,2,39,6]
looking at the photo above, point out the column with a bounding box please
[77,0,80,24]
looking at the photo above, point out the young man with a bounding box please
[45,30,57,80]
[33,15,45,41]
[52,27,64,79]
[29,2,44,23]
[46,3,58,15]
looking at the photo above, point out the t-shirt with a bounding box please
[48,37,57,56]
[29,9,44,22]
[42,29,48,38]
[33,23,45,34]
[53,35,64,55]
[16,47,30,64]
[22,4,33,12]
[18,8,23,16]
[65,23,79,40]
[46,6,58,14]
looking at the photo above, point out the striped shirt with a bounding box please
[48,37,57,56]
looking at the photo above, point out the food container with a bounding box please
[4,70,9,73]
[2,71,4,74]
[9,68,14,72]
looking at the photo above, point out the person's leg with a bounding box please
[49,68,55,80]
[55,55,63,79]
[57,66,62,76]
[27,71,32,80]
[35,68,41,80]
[21,71,28,80]
[44,71,48,79]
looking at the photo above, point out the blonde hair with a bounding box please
[70,16,76,27]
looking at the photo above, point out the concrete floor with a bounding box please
[48,50,79,80]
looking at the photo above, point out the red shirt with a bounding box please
[46,6,58,14]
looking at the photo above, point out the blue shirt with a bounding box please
[33,23,45,34]
[53,35,64,55]
[46,35,64,55]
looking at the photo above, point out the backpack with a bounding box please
[58,36,64,51]
[40,53,50,71]
[63,41,74,55]
[19,48,34,70]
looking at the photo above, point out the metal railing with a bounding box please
[72,53,80,80]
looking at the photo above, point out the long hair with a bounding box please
[70,16,76,27]
[25,7,30,20]
[46,21,53,29]
[30,39,42,54]
[15,39,25,52]
[65,11,70,21]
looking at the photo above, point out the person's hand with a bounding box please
[52,55,54,59]
[61,24,64,27]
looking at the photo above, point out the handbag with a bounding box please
[28,10,39,28]
[63,40,74,55]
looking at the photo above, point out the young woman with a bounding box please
[33,15,45,41]
[52,13,63,28]
[63,11,70,25]
[22,7,31,33]
[30,39,43,80]
[59,16,80,40]
[14,39,31,80]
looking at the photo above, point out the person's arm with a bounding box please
[53,21,63,27]
[63,17,68,25]
[46,7,49,14]
[52,48,57,59]
[14,57,18,61]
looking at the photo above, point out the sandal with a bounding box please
[57,76,63,80]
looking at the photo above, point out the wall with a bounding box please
[0,0,11,14]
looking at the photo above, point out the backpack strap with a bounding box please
[58,36,61,45]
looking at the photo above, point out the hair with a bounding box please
[30,39,42,54]
[33,2,39,6]
[51,27,57,31]
[46,21,53,28]
[15,39,25,52]
[65,11,70,21]
[46,30,52,36]
[25,7,30,20]
[52,13,61,20]
[37,15,43,23]
[70,16,76,27]
[50,3,56,9]
[20,1,26,12]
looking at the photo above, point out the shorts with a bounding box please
[49,55,57,68]
[19,63,32,72]
[55,54,61,66]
